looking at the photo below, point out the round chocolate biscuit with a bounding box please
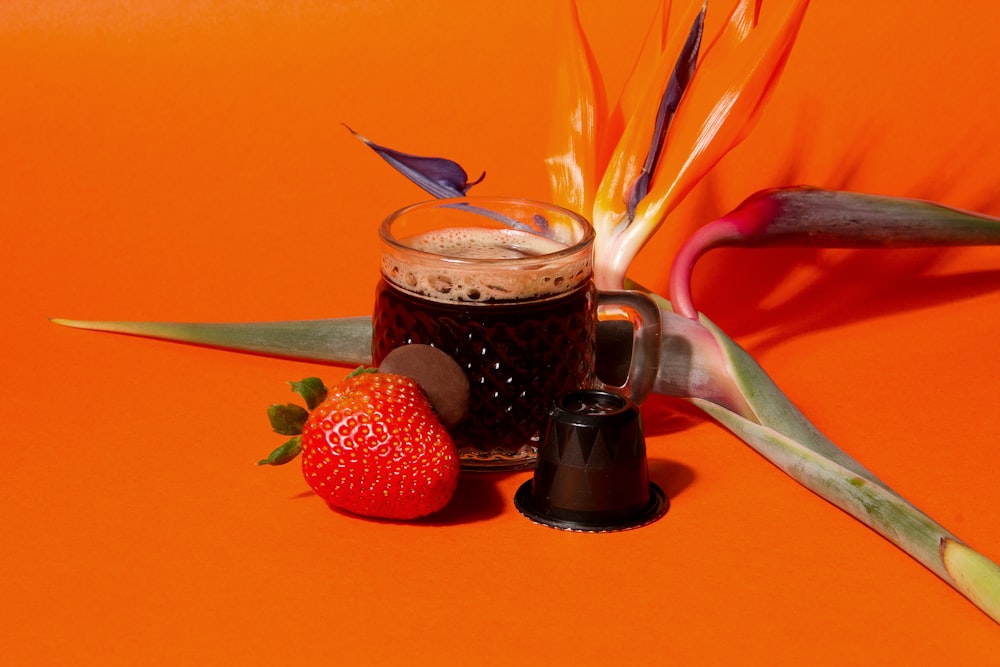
[378,344,470,428]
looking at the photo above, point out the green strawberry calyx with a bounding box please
[257,368,378,466]
[258,375,329,466]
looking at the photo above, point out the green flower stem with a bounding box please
[52,311,753,417]
[49,317,373,366]
[651,303,755,418]
[942,539,1000,622]
[681,305,1000,623]
[695,394,999,613]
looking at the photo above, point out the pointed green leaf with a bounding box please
[290,377,328,410]
[257,436,303,466]
[267,403,309,435]
[50,317,374,366]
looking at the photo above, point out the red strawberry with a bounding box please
[260,368,460,520]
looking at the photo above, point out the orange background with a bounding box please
[3,1,1000,664]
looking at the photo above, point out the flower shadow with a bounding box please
[648,457,696,503]
[660,101,1000,354]
[694,245,1000,357]
[676,111,1000,354]
[639,392,703,436]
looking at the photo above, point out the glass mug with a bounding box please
[372,197,660,471]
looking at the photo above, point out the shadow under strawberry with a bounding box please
[408,473,514,526]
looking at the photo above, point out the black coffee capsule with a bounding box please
[514,389,667,532]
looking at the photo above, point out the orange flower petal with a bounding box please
[545,0,604,217]
[636,0,810,227]
[594,0,706,229]
[593,0,707,286]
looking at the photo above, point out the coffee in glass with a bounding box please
[373,197,658,470]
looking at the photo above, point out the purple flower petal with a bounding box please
[346,125,485,199]
[625,6,706,222]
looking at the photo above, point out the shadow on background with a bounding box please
[648,458,696,504]
[692,245,1000,358]
[640,392,704,437]
[418,471,513,526]
[306,471,513,527]
[661,111,1000,358]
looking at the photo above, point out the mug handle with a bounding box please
[595,290,661,405]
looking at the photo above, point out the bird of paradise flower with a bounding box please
[540,0,1000,624]
[53,0,1000,622]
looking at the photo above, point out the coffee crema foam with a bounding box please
[382,227,592,303]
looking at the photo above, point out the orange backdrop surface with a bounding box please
[2,1,1000,664]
